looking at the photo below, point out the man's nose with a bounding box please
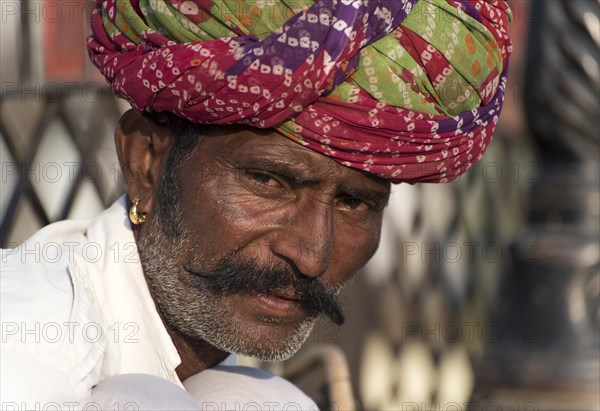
[271,200,334,279]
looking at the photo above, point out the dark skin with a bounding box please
[115,110,391,380]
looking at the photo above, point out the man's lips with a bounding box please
[249,290,307,321]
[269,289,300,301]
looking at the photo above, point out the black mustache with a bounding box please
[184,257,345,325]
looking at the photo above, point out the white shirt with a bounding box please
[1,196,182,408]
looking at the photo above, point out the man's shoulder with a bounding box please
[0,217,111,405]
[1,218,92,325]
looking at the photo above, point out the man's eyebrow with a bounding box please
[235,156,321,185]
[344,186,391,205]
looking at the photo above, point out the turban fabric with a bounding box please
[88,0,512,183]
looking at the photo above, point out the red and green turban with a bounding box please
[88,0,512,183]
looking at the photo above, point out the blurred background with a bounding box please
[1,1,598,410]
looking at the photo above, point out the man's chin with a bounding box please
[231,317,318,362]
[180,313,318,363]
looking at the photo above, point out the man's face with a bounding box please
[137,126,390,361]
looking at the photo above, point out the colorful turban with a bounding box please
[88,0,512,183]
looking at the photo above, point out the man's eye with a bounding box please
[338,196,372,212]
[244,170,281,188]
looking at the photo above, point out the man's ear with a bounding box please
[115,109,173,214]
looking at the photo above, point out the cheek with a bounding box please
[330,219,383,279]
[178,183,286,263]
[213,191,284,227]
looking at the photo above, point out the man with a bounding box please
[1,0,511,407]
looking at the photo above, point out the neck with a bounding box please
[149,286,229,380]
[166,327,229,381]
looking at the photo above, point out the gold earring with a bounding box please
[129,197,147,225]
